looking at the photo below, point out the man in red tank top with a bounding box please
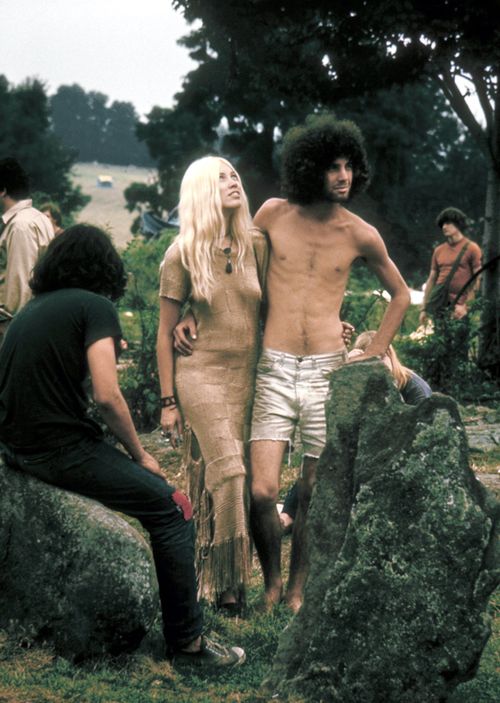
[420,207,482,324]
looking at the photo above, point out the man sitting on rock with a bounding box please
[0,224,245,669]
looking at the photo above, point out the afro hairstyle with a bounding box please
[281,114,370,206]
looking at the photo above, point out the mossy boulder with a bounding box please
[265,361,500,702]
[0,460,159,659]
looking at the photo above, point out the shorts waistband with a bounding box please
[261,347,347,366]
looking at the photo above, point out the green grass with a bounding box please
[0,589,498,702]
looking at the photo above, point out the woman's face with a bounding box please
[219,161,242,211]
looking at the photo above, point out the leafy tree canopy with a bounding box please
[51,84,154,167]
[0,75,88,216]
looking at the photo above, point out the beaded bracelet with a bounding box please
[160,395,177,408]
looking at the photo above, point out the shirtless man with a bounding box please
[249,116,410,612]
[173,117,410,612]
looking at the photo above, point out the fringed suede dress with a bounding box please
[159,230,268,604]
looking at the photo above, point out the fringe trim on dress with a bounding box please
[183,427,252,603]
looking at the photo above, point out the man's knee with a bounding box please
[251,480,280,510]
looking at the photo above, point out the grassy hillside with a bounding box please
[72,162,156,249]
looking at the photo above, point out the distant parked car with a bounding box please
[96,175,113,188]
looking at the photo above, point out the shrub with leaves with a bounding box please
[118,230,177,430]
[396,298,498,402]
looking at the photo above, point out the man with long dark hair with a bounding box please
[419,207,482,323]
[0,225,245,668]
[249,115,410,612]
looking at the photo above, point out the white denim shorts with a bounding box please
[250,347,347,458]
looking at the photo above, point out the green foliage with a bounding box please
[50,84,153,167]
[119,308,161,432]
[341,264,419,335]
[142,5,488,281]
[341,290,389,333]
[395,299,499,402]
[121,231,176,309]
[124,182,165,234]
[118,231,177,431]
[334,83,486,280]
[0,75,88,217]
[135,105,216,209]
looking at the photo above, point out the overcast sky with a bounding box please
[0,0,196,118]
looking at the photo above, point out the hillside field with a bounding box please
[72,162,156,249]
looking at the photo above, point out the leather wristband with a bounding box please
[160,395,177,408]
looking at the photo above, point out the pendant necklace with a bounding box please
[223,238,233,274]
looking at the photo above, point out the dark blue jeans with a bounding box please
[3,436,203,650]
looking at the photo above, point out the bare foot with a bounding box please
[284,592,302,614]
[255,583,283,613]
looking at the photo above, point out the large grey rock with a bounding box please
[465,425,500,453]
[0,460,159,659]
[265,361,500,703]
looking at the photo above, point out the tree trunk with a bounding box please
[478,109,500,377]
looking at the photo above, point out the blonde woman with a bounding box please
[156,156,267,613]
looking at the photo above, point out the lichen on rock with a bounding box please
[265,361,500,703]
[0,461,159,659]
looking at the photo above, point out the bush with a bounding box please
[121,230,177,309]
[118,308,160,431]
[396,299,499,402]
[118,230,177,430]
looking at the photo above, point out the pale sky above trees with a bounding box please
[0,0,194,118]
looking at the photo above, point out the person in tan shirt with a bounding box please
[249,116,410,612]
[419,207,482,324]
[0,158,54,324]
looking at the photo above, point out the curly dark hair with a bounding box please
[281,115,370,205]
[30,224,127,301]
[0,157,30,199]
[435,207,468,233]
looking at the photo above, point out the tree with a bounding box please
[124,181,165,234]
[51,85,152,167]
[103,101,153,166]
[126,105,216,215]
[333,83,487,279]
[0,75,88,215]
[50,84,105,162]
[172,0,500,375]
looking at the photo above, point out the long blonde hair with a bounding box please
[353,330,412,390]
[177,156,253,302]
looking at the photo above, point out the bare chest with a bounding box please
[269,226,357,281]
